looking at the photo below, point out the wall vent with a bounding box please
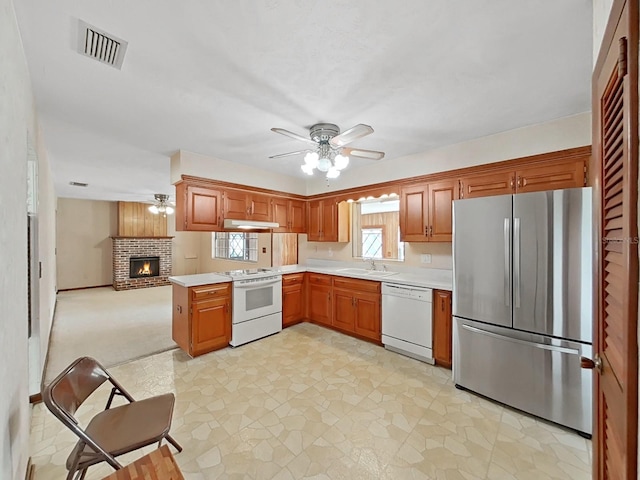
[69,181,88,187]
[77,20,128,69]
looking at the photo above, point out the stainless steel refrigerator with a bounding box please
[452,187,593,436]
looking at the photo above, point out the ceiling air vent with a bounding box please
[69,181,88,187]
[77,20,128,69]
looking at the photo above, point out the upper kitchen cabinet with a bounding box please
[175,182,223,231]
[515,159,586,194]
[224,190,272,222]
[459,149,588,199]
[307,199,350,242]
[272,198,306,233]
[400,179,458,242]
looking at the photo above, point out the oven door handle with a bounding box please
[233,278,282,288]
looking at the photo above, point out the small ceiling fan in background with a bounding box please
[269,123,385,178]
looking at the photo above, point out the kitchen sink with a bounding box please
[336,268,398,277]
[336,268,371,275]
[364,271,398,277]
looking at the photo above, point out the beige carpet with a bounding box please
[44,285,177,385]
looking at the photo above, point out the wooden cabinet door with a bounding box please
[400,184,428,242]
[289,199,306,233]
[282,284,304,327]
[433,290,452,369]
[191,297,230,356]
[333,289,356,331]
[272,197,290,233]
[516,159,586,194]
[353,291,381,342]
[248,193,272,222]
[307,200,322,241]
[282,273,304,327]
[321,200,338,241]
[224,190,249,219]
[428,180,458,242]
[459,171,515,199]
[179,184,222,231]
[308,284,332,326]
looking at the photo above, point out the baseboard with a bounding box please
[57,284,111,292]
[29,393,42,404]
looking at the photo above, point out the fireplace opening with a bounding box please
[129,256,160,279]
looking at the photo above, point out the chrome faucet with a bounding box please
[369,258,376,270]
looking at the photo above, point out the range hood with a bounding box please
[223,219,279,230]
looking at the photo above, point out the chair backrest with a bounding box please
[43,357,110,424]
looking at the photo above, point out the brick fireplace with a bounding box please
[112,236,172,290]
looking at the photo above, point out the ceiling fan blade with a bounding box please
[271,128,317,146]
[342,147,385,160]
[330,124,374,147]
[268,149,313,159]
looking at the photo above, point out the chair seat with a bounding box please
[66,393,175,470]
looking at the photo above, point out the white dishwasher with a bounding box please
[381,283,434,364]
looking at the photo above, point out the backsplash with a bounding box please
[297,234,452,270]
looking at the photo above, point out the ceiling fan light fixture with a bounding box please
[301,164,314,175]
[334,154,349,170]
[326,167,340,179]
[304,151,319,168]
[149,194,174,216]
[317,157,332,172]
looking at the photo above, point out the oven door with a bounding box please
[232,276,282,324]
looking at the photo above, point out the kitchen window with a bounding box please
[213,233,258,262]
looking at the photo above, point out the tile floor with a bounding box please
[30,323,592,479]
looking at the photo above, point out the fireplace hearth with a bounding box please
[130,256,160,279]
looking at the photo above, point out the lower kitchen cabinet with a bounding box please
[282,273,305,327]
[172,282,231,357]
[332,277,381,342]
[307,273,332,327]
[433,289,452,368]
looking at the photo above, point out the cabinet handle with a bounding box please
[425,226,428,236]
[459,181,464,199]
[429,225,433,237]
[510,176,515,189]
[517,176,523,188]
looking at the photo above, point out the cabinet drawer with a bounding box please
[307,273,331,286]
[282,273,304,286]
[191,283,231,301]
[333,277,380,293]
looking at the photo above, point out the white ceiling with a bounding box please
[14,1,592,203]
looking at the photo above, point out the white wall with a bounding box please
[0,0,43,477]
[306,112,592,195]
[56,199,117,290]
[593,0,615,65]
[32,125,57,395]
[170,150,307,195]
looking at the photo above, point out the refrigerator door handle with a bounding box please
[514,217,521,308]
[504,218,511,306]
[461,324,579,355]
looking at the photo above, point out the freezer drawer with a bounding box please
[453,317,592,435]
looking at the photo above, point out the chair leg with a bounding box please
[166,434,183,453]
[78,468,88,480]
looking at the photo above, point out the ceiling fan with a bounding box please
[269,123,385,178]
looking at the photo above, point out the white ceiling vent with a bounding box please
[77,20,128,69]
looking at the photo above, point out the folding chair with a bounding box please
[43,356,183,480]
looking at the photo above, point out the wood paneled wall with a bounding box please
[362,212,399,259]
[118,202,167,237]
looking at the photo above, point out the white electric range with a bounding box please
[223,269,282,347]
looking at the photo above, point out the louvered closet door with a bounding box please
[590,1,638,478]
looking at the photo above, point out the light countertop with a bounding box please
[169,264,452,290]
[168,273,232,287]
